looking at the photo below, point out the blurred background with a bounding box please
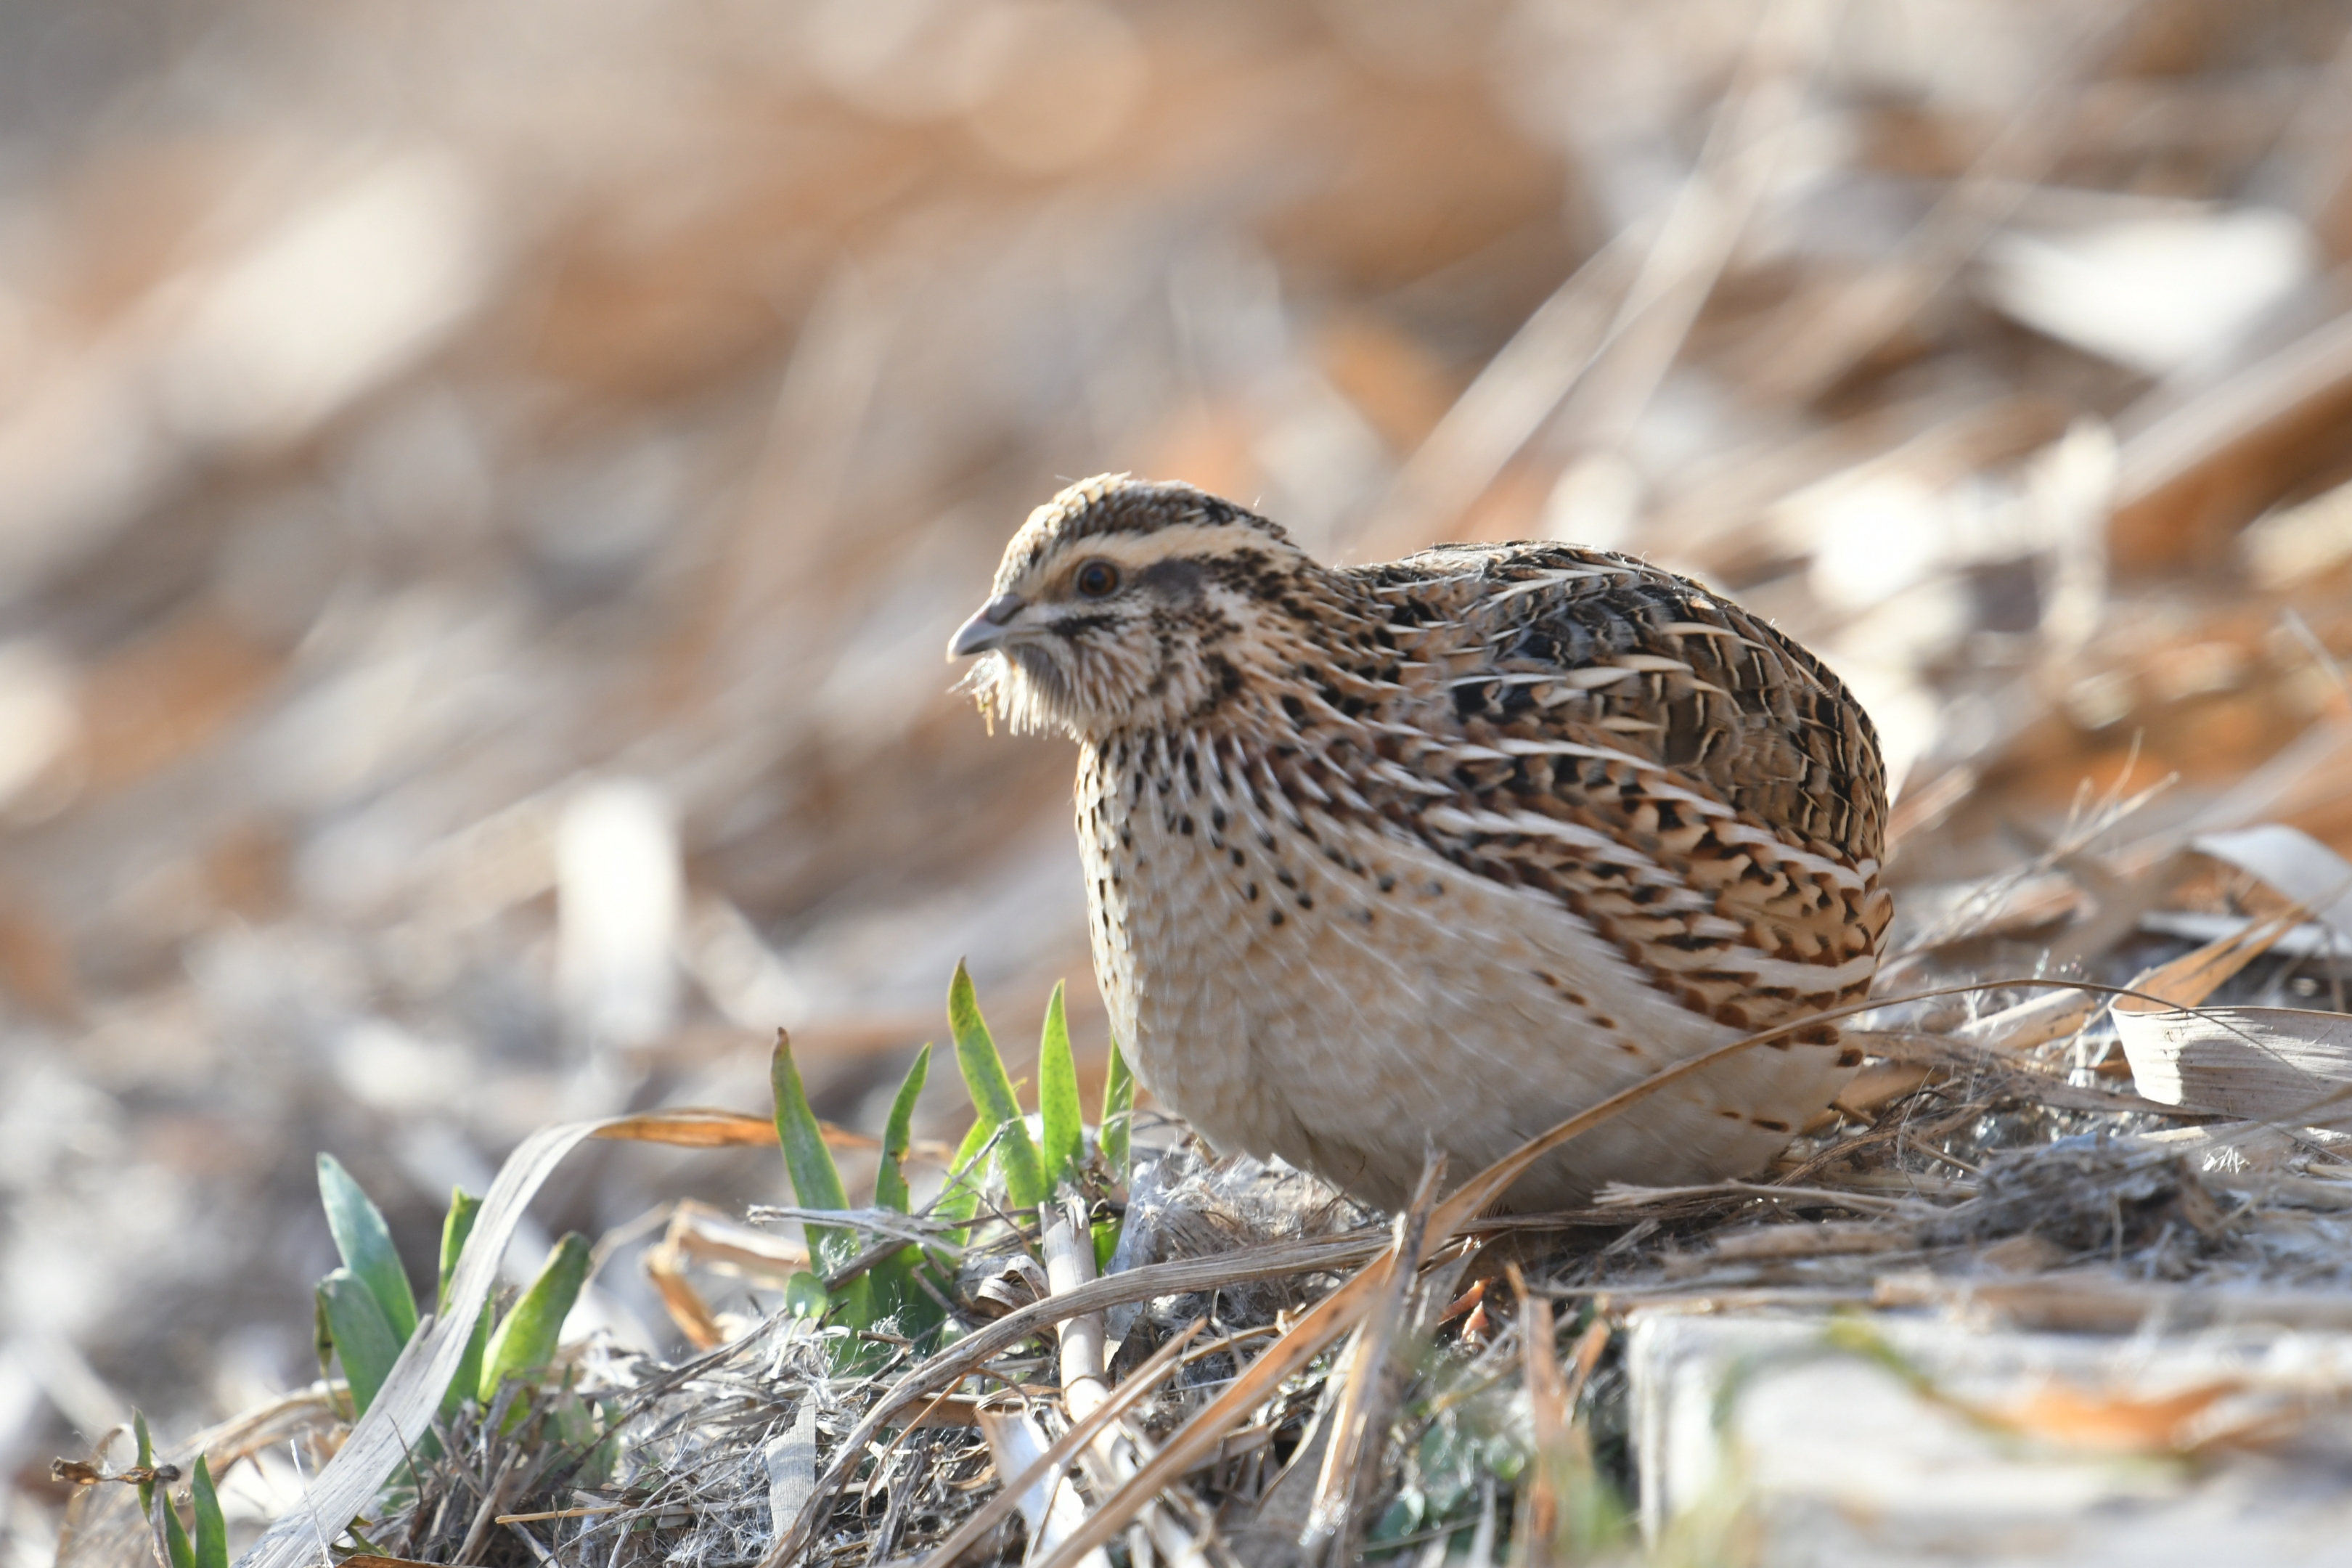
[6,0,2352,1556]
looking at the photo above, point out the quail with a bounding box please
[950,475,1891,1210]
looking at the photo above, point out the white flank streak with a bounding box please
[1709,822,1863,890]
[1421,804,1662,866]
[1487,737,1753,827]
[1641,941,1875,992]
[1731,950,1877,991]
[1772,841,1866,891]
[1486,568,1613,602]
[1635,777,1739,819]
[1609,654,1694,674]
[1371,761,1453,796]
[1494,736,1651,768]
[1447,671,1556,688]
[1483,581,1552,602]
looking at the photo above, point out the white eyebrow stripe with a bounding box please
[1034,523,1291,576]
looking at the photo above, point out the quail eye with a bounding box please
[1074,560,1122,598]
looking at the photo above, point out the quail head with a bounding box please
[950,475,1891,1211]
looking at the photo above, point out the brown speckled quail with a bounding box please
[949,475,1891,1210]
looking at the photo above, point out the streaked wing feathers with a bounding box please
[1347,542,1892,1032]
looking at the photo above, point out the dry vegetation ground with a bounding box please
[8,0,2352,1562]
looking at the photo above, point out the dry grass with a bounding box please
[15,0,2352,1561]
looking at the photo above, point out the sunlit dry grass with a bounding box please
[14,0,2352,1560]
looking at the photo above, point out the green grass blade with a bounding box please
[770,1031,879,1336]
[866,1043,939,1342]
[161,1488,195,1568]
[771,1032,852,1263]
[317,1268,402,1417]
[434,1185,492,1416]
[1101,1034,1135,1178]
[133,1409,154,1514]
[929,1109,997,1257]
[443,1304,493,1420]
[875,1043,931,1214]
[1037,981,1082,1193]
[438,1187,481,1313]
[947,961,1045,1207]
[316,1153,418,1344]
[189,1456,227,1568]
[478,1233,589,1402]
[785,1272,828,1319]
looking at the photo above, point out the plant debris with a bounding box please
[17,0,2352,1562]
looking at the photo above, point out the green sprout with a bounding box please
[157,1455,227,1568]
[763,964,1135,1364]
[478,1233,591,1405]
[309,1165,587,1424]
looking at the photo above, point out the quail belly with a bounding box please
[1079,733,1855,1211]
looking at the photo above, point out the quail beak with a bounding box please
[949,592,1027,658]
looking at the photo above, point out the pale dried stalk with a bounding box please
[973,1408,1104,1568]
[1032,1013,1879,1568]
[1044,1193,1108,1421]
[1034,1192,1124,1565]
[1042,1192,1214,1567]
[1030,1252,1396,1568]
[1953,989,2102,1054]
[919,1320,1204,1568]
[765,1231,1388,1567]
[1302,1153,1444,1559]
[1032,1016,1850,1568]
[1023,970,2239,1568]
